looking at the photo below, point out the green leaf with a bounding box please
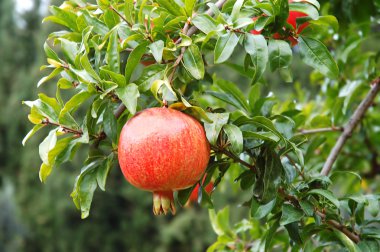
[299,200,314,217]
[284,222,303,245]
[81,10,109,36]
[100,68,126,87]
[243,131,280,142]
[214,32,239,64]
[253,148,283,203]
[230,0,244,22]
[59,38,78,65]
[149,40,164,64]
[44,42,60,62]
[107,30,120,73]
[38,129,57,166]
[333,230,362,252]
[234,116,283,142]
[204,113,229,145]
[214,78,250,112]
[244,34,268,84]
[199,186,214,208]
[209,207,230,236]
[268,39,292,71]
[22,124,45,146]
[60,91,92,118]
[358,240,380,252]
[125,42,148,83]
[298,36,339,79]
[156,0,186,16]
[136,65,165,91]
[177,184,197,206]
[289,2,319,19]
[192,14,220,34]
[182,44,205,80]
[150,79,177,102]
[280,204,304,225]
[103,102,117,144]
[37,67,63,87]
[251,197,277,219]
[96,154,114,191]
[184,0,196,17]
[223,124,243,154]
[124,0,134,25]
[71,161,100,219]
[308,189,340,208]
[115,83,140,115]
[46,6,78,32]
[80,54,101,82]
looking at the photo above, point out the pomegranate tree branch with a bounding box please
[296,126,343,136]
[42,118,82,136]
[321,77,380,176]
[278,188,360,243]
[211,145,256,172]
[316,212,360,243]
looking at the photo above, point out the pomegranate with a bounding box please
[118,107,210,215]
[250,0,310,46]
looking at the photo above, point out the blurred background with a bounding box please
[1,0,379,251]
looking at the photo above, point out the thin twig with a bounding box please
[321,77,380,176]
[296,126,343,136]
[211,145,256,172]
[110,5,132,27]
[278,188,360,243]
[316,211,360,243]
[42,118,83,136]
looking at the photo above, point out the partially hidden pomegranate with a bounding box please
[118,107,210,215]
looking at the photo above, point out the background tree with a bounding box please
[1,0,379,251]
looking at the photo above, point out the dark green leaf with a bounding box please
[298,36,339,79]
[251,197,277,219]
[223,124,243,154]
[177,184,197,206]
[103,102,117,144]
[125,42,148,83]
[268,39,292,71]
[308,189,340,208]
[107,30,120,73]
[96,154,114,191]
[280,204,304,226]
[244,34,268,84]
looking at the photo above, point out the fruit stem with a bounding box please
[162,100,168,108]
[152,191,176,215]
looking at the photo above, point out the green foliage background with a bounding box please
[1,0,380,251]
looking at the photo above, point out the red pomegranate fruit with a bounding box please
[118,107,210,215]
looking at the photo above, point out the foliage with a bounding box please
[22,0,380,251]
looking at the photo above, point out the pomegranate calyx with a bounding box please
[153,191,176,215]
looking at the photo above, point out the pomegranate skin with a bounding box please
[118,107,210,214]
